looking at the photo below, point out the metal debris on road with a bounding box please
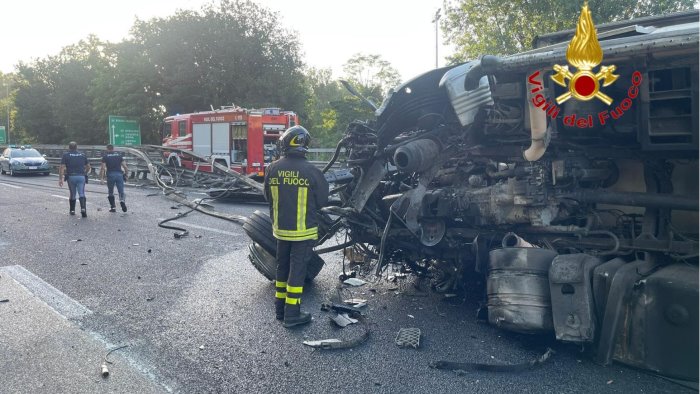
[0,299,9,303]
[343,278,366,286]
[430,348,555,373]
[303,339,342,348]
[101,345,128,378]
[343,298,367,307]
[330,313,358,328]
[395,328,421,349]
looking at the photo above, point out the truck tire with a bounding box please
[248,242,276,281]
[243,210,324,282]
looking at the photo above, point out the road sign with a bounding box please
[108,116,141,146]
[0,126,5,144]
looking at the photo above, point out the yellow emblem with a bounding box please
[551,2,618,105]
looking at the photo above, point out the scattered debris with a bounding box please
[395,328,421,349]
[146,296,155,301]
[133,243,140,246]
[303,317,370,350]
[343,277,366,287]
[343,298,367,307]
[607,380,614,385]
[331,313,358,328]
[338,270,357,281]
[101,345,128,378]
[195,235,202,239]
[430,348,555,373]
[0,299,9,303]
[303,339,342,348]
[71,239,82,242]
[408,314,415,319]
[80,263,88,266]
[329,303,364,316]
[199,345,205,350]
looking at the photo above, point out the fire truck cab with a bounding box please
[162,106,298,177]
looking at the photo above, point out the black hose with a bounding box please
[322,138,346,174]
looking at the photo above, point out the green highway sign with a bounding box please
[108,116,141,146]
[0,126,5,144]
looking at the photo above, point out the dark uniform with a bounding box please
[263,126,328,327]
[102,150,127,212]
[61,149,89,216]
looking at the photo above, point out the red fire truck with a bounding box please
[161,106,299,176]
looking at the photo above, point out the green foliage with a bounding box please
[14,0,308,145]
[442,0,697,63]
[301,54,402,148]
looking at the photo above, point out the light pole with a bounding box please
[432,8,441,69]
[5,82,9,144]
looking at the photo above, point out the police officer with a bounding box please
[58,142,91,217]
[99,144,129,213]
[264,126,328,328]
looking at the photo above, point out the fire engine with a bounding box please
[161,106,299,176]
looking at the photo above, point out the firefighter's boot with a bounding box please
[120,201,127,212]
[283,304,311,328]
[107,196,116,212]
[79,197,87,218]
[69,199,76,215]
[275,299,285,321]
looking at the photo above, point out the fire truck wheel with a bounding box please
[243,210,324,282]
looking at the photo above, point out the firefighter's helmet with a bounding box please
[279,126,311,155]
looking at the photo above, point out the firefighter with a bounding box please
[58,141,91,217]
[99,144,129,213]
[264,126,328,328]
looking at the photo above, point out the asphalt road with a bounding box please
[0,174,689,393]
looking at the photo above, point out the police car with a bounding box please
[0,145,51,176]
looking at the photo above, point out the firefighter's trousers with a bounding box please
[275,239,314,305]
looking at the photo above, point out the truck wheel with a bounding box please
[243,210,325,282]
[248,242,276,281]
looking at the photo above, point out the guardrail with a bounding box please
[28,144,342,179]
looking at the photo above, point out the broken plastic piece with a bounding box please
[344,298,367,307]
[395,328,421,349]
[303,339,342,348]
[343,277,366,286]
[331,313,358,327]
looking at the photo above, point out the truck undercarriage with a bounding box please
[244,10,699,381]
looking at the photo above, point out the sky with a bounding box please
[0,0,452,82]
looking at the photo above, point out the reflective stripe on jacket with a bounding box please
[264,155,329,241]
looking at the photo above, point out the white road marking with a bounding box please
[52,194,69,200]
[0,182,22,189]
[157,218,239,236]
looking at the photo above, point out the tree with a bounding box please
[342,53,402,104]
[301,67,345,147]
[442,0,697,63]
[127,0,307,116]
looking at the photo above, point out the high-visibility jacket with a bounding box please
[264,155,329,241]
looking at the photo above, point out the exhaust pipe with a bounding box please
[524,70,548,162]
[502,232,538,248]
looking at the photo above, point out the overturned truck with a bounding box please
[245,9,699,381]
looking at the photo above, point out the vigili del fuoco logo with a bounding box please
[527,1,643,128]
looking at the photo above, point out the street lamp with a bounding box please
[432,8,442,69]
[5,82,9,144]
